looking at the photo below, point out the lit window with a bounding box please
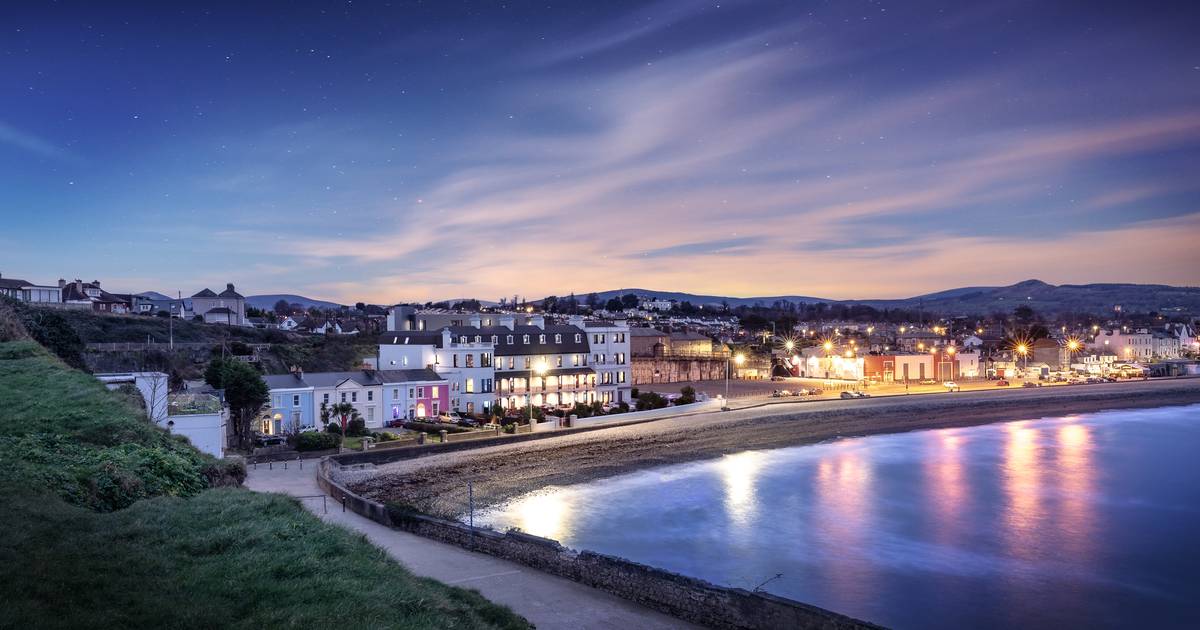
[523,335,529,344]
[539,334,546,344]
[555,334,562,343]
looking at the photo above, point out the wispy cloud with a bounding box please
[44,2,1196,303]
[0,121,74,161]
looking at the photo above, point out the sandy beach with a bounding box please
[343,378,1200,518]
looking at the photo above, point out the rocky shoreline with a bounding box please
[342,378,1200,518]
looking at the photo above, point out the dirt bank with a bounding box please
[343,379,1200,518]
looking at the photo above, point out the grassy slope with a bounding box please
[46,306,378,374]
[0,340,528,629]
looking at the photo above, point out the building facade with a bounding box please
[192,283,247,326]
[0,273,62,304]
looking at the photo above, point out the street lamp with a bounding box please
[724,352,745,411]
[785,340,794,352]
[1016,343,1029,372]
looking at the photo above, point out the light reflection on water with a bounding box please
[477,405,1200,629]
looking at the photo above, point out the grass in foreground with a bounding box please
[0,489,527,630]
[0,335,529,629]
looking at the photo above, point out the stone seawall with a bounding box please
[317,459,880,630]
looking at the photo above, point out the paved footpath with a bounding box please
[246,463,692,630]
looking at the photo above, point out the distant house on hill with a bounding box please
[60,279,131,313]
[191,283,247,326]
[0,273,62,304]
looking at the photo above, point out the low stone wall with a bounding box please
[317,459,880,630]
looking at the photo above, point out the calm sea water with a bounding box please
[477,404,1200,629]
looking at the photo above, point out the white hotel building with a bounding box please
[379,310,633,414]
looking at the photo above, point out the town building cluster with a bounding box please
[263,309,633,432]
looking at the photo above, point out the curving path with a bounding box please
[245,463,693,630]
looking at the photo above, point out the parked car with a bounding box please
[298,425,320,433]
[840,391,856,399]
[919,379,936,385]
[455,417,479,427]
[254,432,286,447]
[995,380,1010,386]
[1022,381,1039,388]
[943,381,959,391]
[854,391,871,398]
[438,412,463,424]
[770,376,786,382]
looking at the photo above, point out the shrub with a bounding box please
[346,418,368,437]
[677,385,696,405]
[635,391,668,411]
[202,458,247,487]
[402,421,470,434]
[630,387,640,399]
[325,422,342,435]
[502,423,517,434]
[373,431,398,443]
[296,432,341,451]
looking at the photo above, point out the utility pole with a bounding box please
[169,290,177,350]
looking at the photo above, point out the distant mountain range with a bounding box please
[245,294,346,311]
[138,280,1197,317]
[583,280,1200,315]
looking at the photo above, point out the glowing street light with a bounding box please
[1015,342,1030,371]
[823,340,834,353]
[723,351,747,411]
[785,340,795,351]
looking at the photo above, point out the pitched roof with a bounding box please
[218,283,244,299]
[448,324,589,355]
[264,369,447,391]
[263,373,310,389]
[376,368,445,383]
[192,288,218,298]
[0,277,33,290]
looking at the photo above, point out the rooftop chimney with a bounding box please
[499,315,515,330]
[58,278,65,288]
[227,283,235,291]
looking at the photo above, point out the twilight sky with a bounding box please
[2,0,1198,303]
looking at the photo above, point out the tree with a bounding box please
[605,297,624,312]
[273,299,291,315]
[1013,305,1036,325]
[586,293,600,309]
[620,293,639,309]
[328,401,358,435]
[205,358,269,448]
[678,385,696,405]
[355,302,366,312]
